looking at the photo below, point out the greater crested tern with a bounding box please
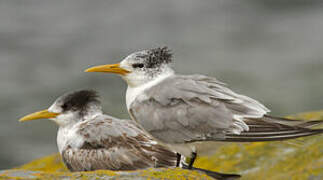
[85,47,323,169]
[19,90,241,179]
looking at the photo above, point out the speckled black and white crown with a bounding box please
[144,47,172,68]
[60,90,100,112]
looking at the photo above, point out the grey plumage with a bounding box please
[129,74,323,148]
[61,114,177,171]
[129,74,269,144]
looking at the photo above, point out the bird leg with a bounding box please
[176,153,181,167]
[188,152,197,169]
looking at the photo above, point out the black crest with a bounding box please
[145,47,172,68]
[61,90,100,112]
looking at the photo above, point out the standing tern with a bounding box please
[19,90,240,179]
[85,47,323,169]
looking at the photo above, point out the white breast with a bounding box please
[126,72,174,109]
[57,124,84,154]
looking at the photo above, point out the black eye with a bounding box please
[132,63,144,68]
[62,103,68,110]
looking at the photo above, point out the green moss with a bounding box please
[3,110,323,179]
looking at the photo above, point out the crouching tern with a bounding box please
[19,90,240,179]
[85,47,323,169]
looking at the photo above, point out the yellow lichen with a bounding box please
[140,168,213,180]
[17,153,67,172]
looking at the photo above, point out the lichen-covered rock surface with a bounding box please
[1,111,322,180]
[0,155,213,180]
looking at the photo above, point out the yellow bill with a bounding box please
[19,109,59,122]
[84,63,130,75]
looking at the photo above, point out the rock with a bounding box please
[0,154,213,179]
[1,111,322,179]
[0,168,212,180]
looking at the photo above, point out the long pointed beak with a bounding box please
[84,63,130,75]
[19,109,59,122]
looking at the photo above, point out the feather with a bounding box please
[61,115,177,171]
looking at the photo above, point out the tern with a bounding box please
[19,90,240,179]
[85,47,323,169]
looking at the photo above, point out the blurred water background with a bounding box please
[1,0,323,169]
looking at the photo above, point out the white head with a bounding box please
[19,90,102,127]
[85,47,175,87]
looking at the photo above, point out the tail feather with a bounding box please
[296,120,323,128]
[221,115,323,142]
[185,115,323,143]
[261,115,323,128]
[224,129,323,142]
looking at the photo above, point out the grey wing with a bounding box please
[62,115,177,171]
[129,74,270,144]
[62,146,152,171]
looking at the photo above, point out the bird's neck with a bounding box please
[83,108,103,121]
[57,126,71,154]
[57,123,85,154]
[56,110,102,154]
[123,65,174,87]
[126,70,174,109]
